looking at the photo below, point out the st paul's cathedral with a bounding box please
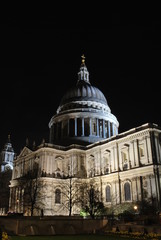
[8,56,161,216]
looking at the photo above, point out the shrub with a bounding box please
[2,231,9,240]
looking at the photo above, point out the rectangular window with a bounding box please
[69,119,75,137]
[77,118,82,136]
[124,182,131,201]
[106,186,111,202]
[84,118,90,136]
[139,146,144,158]
[62,120,68,137]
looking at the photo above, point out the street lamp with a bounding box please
[134,205,138,211]
[134,205,138,215]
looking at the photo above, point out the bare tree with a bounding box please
[80,183,106,219]
[59,177,82,216]
[0,169,12,214]
[19,162,45,216]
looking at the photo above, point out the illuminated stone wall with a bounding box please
[9,123,161,216]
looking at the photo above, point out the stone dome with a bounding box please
[57,60,111,114]
[49,56,119,147]
[60,81,108,106]
[57,80,110,114]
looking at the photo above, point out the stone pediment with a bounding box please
[18,146,32,158]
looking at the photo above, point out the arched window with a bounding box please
[106,185,111,202]
[124,182,131,201]
[55,189,61,204]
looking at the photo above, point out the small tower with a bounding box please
[0,135,15,172]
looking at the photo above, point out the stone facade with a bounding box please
[9,123,161,216]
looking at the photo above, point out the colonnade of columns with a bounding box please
[50,117,118,142]
[9,187,24,213]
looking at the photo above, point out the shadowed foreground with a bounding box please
[10,235,135,240]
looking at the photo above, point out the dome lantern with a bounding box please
[77,54,90,83]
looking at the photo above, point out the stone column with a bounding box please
[70,155,73,176]
[50,155,53,174]
[108,121,111,138]
[112,123,115,136]
[136,176,142,201]
[158,139,161,163]
[82,118,84,136]
[155,135,161,164]
[46,155,49,174]
[118,178,121,204]
[127,145,131,168]
[113,181,117,204]
[110,147,115,172]
[21,189,24,213]
[113,146,118,171]
[148,175,153,200]
[96,118,99,136]
[147,136,153,163]
[15,188,18,212]
[154,166,160,207]
[89,118,92,136]
[131,141,136,167]
[75,118,77,136]
[134,140,139,166]
[132,177,138,201]
[144,136,149,163]
[10,188,14,212]
[18,187,21,212]
[132,177,137,201]
[9,188,13,211]
[103,120,105,138]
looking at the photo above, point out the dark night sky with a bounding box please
[0,13,160,154]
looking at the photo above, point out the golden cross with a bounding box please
[81,54,85,64]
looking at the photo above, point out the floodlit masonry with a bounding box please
[9,57,161,216]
